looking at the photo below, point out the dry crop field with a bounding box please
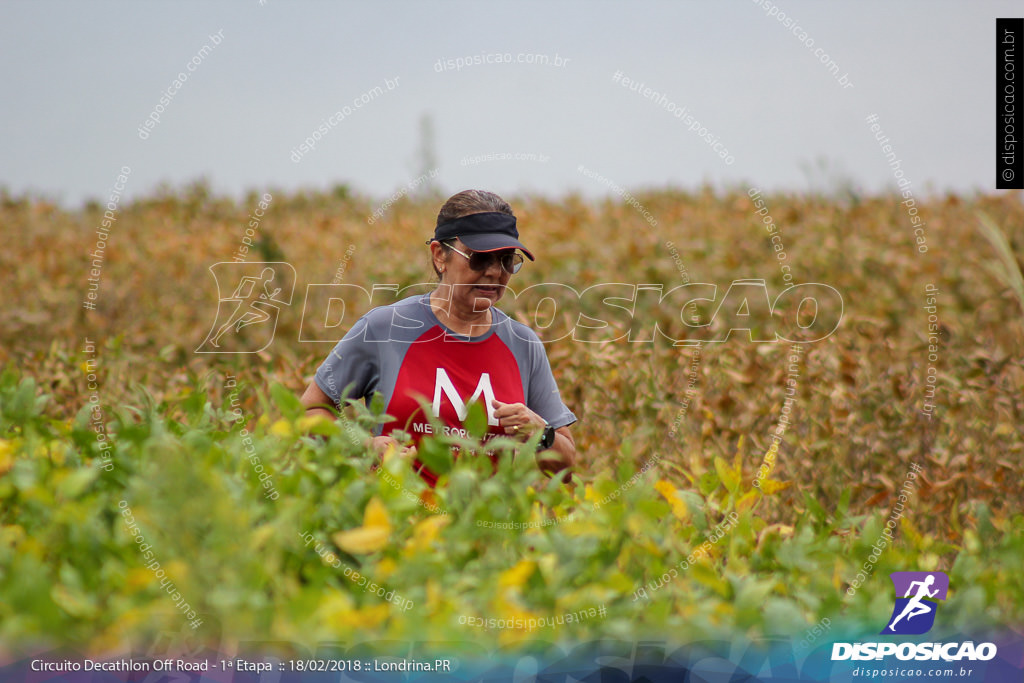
[0,184,1022,661]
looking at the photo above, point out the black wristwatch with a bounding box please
[540,423,556,450]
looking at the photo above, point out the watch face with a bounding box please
[541,425,556,449]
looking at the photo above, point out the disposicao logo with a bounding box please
[881,571,948,635]
[832,571,998,662]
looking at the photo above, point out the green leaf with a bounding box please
[463,400,488,440]
[680,490,708,532]
[416,436,453,476]
[270,382,303,420]
[50,584,98,619]
[57,467,99,499]
[698,470,720,496]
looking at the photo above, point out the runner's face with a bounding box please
[444,238,511,311]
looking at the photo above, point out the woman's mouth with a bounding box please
[474,285,500,295]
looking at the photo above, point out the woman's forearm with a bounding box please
[537,428,575,475]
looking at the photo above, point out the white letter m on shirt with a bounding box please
[432,368,499,425]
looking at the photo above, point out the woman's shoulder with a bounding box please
[362,292,425,316]
[357,293,433,336]
[491,308,545,347]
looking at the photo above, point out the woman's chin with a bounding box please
[470,296,496,310]
[470,286,502,305]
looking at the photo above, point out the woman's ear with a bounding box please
[430,241,448,276]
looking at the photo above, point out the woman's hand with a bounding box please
[491,399,546,438]
[492,399,576,477]
[368,435,417,459]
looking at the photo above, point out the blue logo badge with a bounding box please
[881,571,949,635]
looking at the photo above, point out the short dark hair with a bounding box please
[435,189,514,227]
[431,190,514,279]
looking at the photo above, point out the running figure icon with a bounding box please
[887,574,938,631]
[209,267,282,347]
[197,262,295,354]
[880,571,949,635]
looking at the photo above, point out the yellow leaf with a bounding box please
[124,568,152,592]
[714,456,740,493]
[654,479,676,499]
[297,414,332,433]
[349,604,390,629]
[757,523,795,545]
[249,524,276,550]
[537,553,558,577]
[761,442,779,477]
[559,519,603,537]
[318,589,356,629]
[832,558,845,592]
[166,560,189,581]
[626,513,648,536]
[318,590,391,629]
[332,497,392,554]
[20,537,44,559]
[0,439,14,475]
[426,578,443,612]
[403,515,449,556]
[0,524,25,549]
[493,593,540,627]
[498,560,536,589]
[759,478,792,495]
[89,607,145,654]
[363,497,391,533]
[736,490,759,513]
[654,480,689,521]
[529,503,545,526]
[733,435,745,470]
[332,527,389,554]
[376,557,397,580]
[269,419,293,438]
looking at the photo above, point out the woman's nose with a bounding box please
[482,257,503,276]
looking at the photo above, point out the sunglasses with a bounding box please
[445,241,524,275]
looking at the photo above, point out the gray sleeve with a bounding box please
[313,315,379,407]
[523,330,578,430]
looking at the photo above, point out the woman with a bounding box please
[299,189,577,484]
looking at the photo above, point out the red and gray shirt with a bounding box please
[314,293,577,483]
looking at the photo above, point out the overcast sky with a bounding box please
[0,0,1017,206]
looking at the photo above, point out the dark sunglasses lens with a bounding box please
[468,251,523,274]
[468,253,493,271]
[502,254,524,274]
